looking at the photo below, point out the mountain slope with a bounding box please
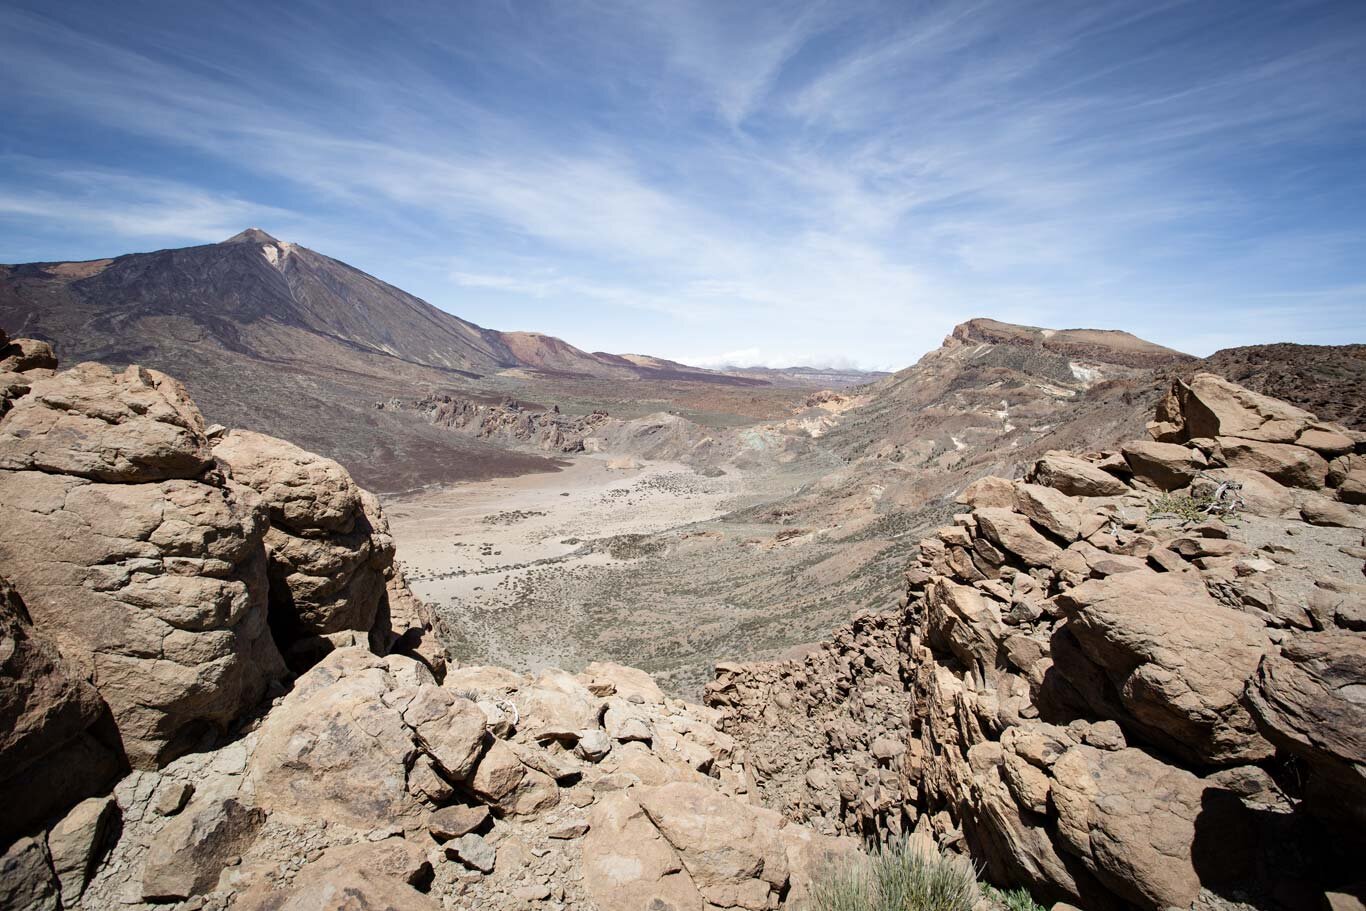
[0,231,763,489]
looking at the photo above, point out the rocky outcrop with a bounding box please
[0,578,124,848]
[710,374,1366,911]
[392,394,612,454]
[212,429,434,670]
[0,361,286,769]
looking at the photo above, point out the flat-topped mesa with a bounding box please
[708,371,1366,911]
[945,317,1194,368]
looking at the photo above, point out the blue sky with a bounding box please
[1,0,1363,369]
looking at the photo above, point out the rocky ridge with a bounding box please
[707,371,1366,911]
[0,332,856,911]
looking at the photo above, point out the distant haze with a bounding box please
[1,0,1363,369]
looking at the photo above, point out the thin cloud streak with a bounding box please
[0,0,1362,367]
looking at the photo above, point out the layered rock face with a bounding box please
[709,373,1366,911]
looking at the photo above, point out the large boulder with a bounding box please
[1051,745,1205,911]
[975,508,1063,566]
[0,336,58,374]
[0,578,123,845]
[213,430,410,666]
[247,648,427,829]
[1027,452,1129,497]
[583,791,704,911]
[1151,373,1317,443]
[1213,437,1329,489]
[1120,440,1207,490]
[0,466,284,768]
[1055,571,1273,765]
[1245,631,1366,824]
[235,839,439,911]
[0,363,211,482]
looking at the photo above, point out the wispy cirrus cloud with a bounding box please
[0,0,1362,366]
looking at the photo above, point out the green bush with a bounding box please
[812,837,980,911]
[980,884,1046,911]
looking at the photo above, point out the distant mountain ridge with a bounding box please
[0,229,747,384]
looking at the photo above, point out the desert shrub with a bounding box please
[980,884,1046,911]
[1147,492,1215,523]
[812,837,979,911]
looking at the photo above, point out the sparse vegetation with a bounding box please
[1147,491,1217,523]
[980,883,1046,911]
[812,837,980,911]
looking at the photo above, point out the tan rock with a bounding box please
[583,791,704,911]
[0,337,58,373]
[46,795,116,903]
[0,469,285,768]
[1191,468,1295,517]
[214,430,399,664]
[0,363,210,482]
[1214,437,1329,489]
[1028,452,1129,497]
[0,578,123,845]
[1301,496,1365,528]
[1245,631,1366,824]
[401,685,487,781]
[635,780,790,907]
[975,508,1062,565]
[581,661,667,704]
[1012,483,1082,542]
[1153,373,1315,443]
[1298,427,1356,456]
[1121,440,1207,490]
[1051,745,1204,911]
[958,475,1018,509]
[468,737,560,815]
[1056,571,1273,765]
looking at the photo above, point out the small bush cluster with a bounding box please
[811,838,1048,911]
[812,837,979,911]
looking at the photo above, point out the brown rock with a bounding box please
[0,363,211,482]
[236,840,438,911]
[248,648,424,828]
[1051,745,1204,911]
[1214,437,1329,489]
[141,789,264,900]
[1056,571,1273,765]
[0,578,123,845]
[429,804,490,840]
[1028,452,1130,497]
[468,737,560,815]
[0,836,58,911]
[1301,496,1365,528]
[0,337,57,373]
[975,508,1063,566]
[1245,631,1366,824]
[1012,483,1083,542]
[1121,440,1207,490]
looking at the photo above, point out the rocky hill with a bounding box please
[0,232,766,491]
[707,371,1366,911]
[1194,342,1366,431]
[0,328,857,911]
